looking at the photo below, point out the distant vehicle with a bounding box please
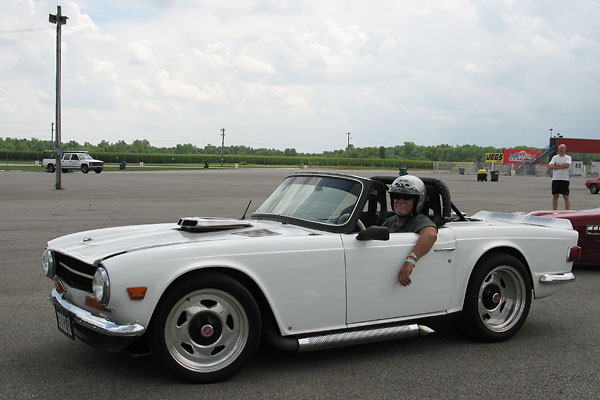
[42,150,104,174]
[528,208,600,265]
[585,178,600,194]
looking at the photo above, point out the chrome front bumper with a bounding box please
[539,272,576,284]
[51,289,145,337]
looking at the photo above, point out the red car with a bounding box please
[585,178,600,194]
[529,209,600,265]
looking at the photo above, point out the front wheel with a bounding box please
[94,168,102,174]
[81,164,89,173]
[590,184,598,194]
[149,273,261,383]
[458,253,532,342]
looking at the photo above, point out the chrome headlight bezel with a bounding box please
[92,266,110,305]
[42,249,55,278]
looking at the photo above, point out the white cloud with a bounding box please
[1,0,599,152]
[236,55,276,74]
[128,38,154,65]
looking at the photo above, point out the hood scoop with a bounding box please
[178,217,252,232]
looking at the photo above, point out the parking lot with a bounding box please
[1,168,599,399]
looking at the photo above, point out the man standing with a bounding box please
[549,144,572,210]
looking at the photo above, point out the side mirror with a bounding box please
[356,226,390,241]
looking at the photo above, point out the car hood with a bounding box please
[47,218,318,266]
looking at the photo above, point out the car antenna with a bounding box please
[241,200,252,220]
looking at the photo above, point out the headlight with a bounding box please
[92,266,110,305]
[42,249,55,278]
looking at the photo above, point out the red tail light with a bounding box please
[567,246,581,262]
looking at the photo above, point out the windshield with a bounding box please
[254,176,362,225]
[79,153,93,160]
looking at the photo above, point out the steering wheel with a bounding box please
[331,205,366,231]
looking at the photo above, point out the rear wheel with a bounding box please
[81,164,89,173]
[149,273,261,383]
[590,184,598,194]
[47,164,55,173]
[458,253,531,342]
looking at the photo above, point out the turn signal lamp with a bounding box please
[55,279,65,293]
[127,287,147,300]
[85,295,108,311]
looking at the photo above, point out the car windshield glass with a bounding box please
[79,153,92,160]
[255,176,362,225]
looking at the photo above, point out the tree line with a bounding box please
[0,136,542,163]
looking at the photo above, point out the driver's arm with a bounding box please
[398,226,437,286]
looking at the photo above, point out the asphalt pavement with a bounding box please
[1,168,598,399]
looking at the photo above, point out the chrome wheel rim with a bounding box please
[165,289,249,373]
[477,265,526,333]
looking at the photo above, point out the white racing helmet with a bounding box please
[389,175,426,215]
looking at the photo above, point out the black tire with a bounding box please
[62,168,68,173]
[457,253,532,342]
[81,164,89,173]
[590,184,599,195]
[94,168,102,174]
[149,273,261,383]
[47,164,55,173]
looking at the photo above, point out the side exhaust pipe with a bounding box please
[297,324,433,352]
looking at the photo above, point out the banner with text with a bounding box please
[503,149,542,164]
[484,153,504,163]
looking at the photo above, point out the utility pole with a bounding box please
[220,128,225,167]
[49,5,68,190]
[51,122,54,142]
[346,132,351,154]
[549,128,553,139]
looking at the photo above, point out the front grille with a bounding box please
[54,252,95,293]
[89,162,103,167]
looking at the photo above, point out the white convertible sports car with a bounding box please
[43,172,579,382]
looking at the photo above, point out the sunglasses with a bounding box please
[393,194,416,201]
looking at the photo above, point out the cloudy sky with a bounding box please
[2,0,599,153]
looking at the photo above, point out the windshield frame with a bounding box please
[252,172,372,234]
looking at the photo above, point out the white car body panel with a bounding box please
[343,228,456,324]
[48,216,577,337]
[50,220,350,335]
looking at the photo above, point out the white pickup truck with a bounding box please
[42,150,104,174]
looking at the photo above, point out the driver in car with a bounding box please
[382,175,438,287]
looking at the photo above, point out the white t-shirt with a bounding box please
[549,154,572,181]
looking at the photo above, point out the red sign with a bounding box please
[556,138,600,153]
[503,149,542,164]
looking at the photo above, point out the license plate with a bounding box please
[55,305,75,340]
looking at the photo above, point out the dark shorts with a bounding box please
[552,180,570,195]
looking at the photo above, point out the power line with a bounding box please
[0,27,52,34]
[0,129,51,135]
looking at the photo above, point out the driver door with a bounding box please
[342,227,456,324]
